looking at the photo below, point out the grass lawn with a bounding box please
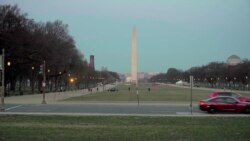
[0,115,250,141]
[65,84,250,102]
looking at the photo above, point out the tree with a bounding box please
[0,5,90,95]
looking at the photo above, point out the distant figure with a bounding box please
[97,87,99,91]
[128,87,130,92]
[148,88,151,92]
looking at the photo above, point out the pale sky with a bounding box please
[1,0,250,73]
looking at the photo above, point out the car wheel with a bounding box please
[209,106,216,114]
[244,107,250,114]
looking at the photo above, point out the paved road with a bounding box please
[3,103,204,115]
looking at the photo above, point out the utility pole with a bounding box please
[0,49,5,111]
[41,60,46,104]
[136,80,139,107]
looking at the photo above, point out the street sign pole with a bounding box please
[190,75,193,115]
[41,60,46,104]
[0,49,5,112]
[136,80,139,107]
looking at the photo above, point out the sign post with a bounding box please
[190,75,193,115]
[0,49,5,112]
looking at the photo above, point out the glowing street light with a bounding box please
[7,61,11,66]
[70,78,74,83]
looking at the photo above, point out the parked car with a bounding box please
[209,91,250,102]
[108,87,118,92]
[198,96,250,114]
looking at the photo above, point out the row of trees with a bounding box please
[150,60,250,89]
[0,5,119,95]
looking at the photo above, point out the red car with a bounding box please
[209,91,250,102]
[199,96,250,114]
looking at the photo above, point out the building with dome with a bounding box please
[227,55,241,66]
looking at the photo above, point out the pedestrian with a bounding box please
[148,87,151,92]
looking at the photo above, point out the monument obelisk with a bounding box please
[131,26,137,85]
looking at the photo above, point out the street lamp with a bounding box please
[41,60,46,104]
[7,61,11,67]
[233,77,237,89]
[246,76,249,90]
[1,49,5,111]
[31,66,35,94]
[70,78,74,83]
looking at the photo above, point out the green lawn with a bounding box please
[0,115,250,141]
[65,84,250,102]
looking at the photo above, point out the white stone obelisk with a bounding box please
[131,26,137,85]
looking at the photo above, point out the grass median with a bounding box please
[0,115,250,141]
[64,84,250,102]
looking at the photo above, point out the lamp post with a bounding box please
[41,60,46,104]
[225,77,228,89]
[217,77,220,88]
[211,77,214,88]
[31,66,35,94]
[246,76,248,90]
[234,77,237,89]
[47,69,51,92]
[1,49,5,111]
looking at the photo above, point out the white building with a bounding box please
[227,55,241,66]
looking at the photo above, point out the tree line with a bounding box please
[0,4,119,95]
[150,60,250,90]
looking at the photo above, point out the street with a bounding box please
[3,103,203,115]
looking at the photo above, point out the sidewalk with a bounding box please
[4,84,113,104]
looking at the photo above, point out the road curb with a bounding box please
[1,112,250,117]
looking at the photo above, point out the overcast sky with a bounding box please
[1,0,250,73]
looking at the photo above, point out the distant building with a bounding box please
[227,55,241,66]
[101,66,108,72]
[124,72,159,83]
[89,55,95,70]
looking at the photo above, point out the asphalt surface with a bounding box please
[2,103,203,115]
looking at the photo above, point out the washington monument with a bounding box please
[131,26,137,85]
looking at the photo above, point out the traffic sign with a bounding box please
[42,82,46,87]
[39,64,43,74]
